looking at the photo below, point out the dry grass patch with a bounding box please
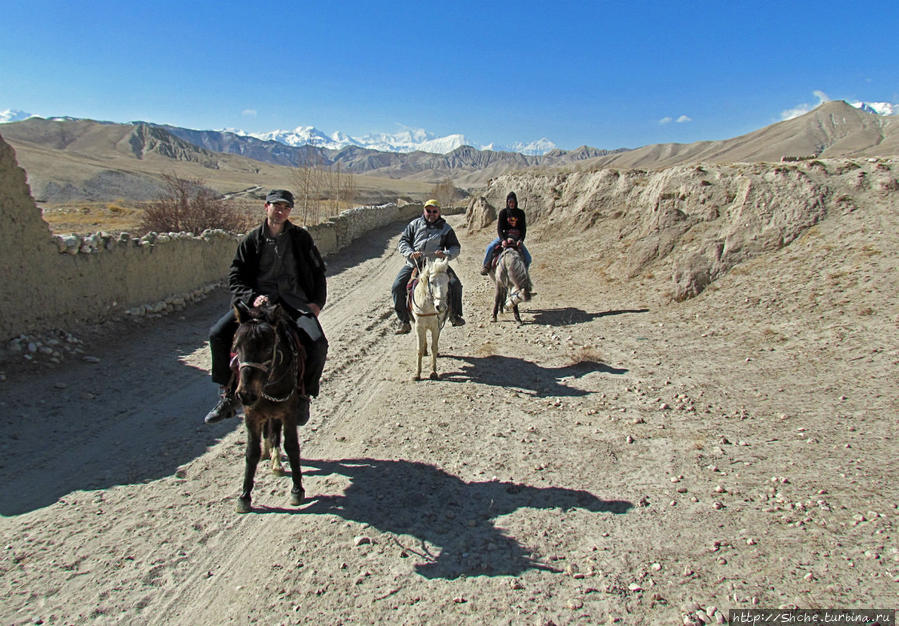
[475,341,499,357]
[41,202,145,234]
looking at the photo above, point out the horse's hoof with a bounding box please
[236,497,252,514]
[429,372,439,380]
[413,375,421,381]
[272,466,285,476]
[290,489,305,506]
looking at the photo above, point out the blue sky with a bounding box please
[1,0,897,150]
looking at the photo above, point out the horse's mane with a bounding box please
[424,257,449,276]
[234,307,279,344]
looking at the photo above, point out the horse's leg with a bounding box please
[282,417,304,506]
[513,303,522,324]
[238,419,263,513]
[429,325,439,380]
[414,322,425,381]
[492,287,504,322]
[266,419,284,475]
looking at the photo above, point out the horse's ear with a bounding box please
[267,303,288,325]
[234,300,252,323]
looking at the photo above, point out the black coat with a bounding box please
[229,220,327,314]
[497,207,527,241]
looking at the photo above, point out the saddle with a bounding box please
[488,240,522,271]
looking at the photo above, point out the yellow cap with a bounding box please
[424,199,440,209]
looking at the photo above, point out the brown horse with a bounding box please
[232,301,306,513]
[489,245,533,323]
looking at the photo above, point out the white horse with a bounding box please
[410,257,450,380]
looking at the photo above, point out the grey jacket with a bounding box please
[398,216,461,266]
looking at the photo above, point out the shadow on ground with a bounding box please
[270,457,632,579]
[0,292,241,516]
[323,220,409,277]
[439,354,627,396]
[528,307,649,327]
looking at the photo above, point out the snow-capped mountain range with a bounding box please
[2,100,897,156]
[0,106,556,155]
[232,125,555,156]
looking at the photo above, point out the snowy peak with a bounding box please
[0,109,34,123]
[483,138,558,155]
[851,101,898,116]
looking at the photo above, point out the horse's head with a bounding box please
[424,257,450,315]
[232,301,286,407]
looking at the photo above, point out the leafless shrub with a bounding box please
[567,345,604,365]
[139,174,253,234]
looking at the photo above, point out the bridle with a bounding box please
[235,320,297,403]
[411,257,447,319]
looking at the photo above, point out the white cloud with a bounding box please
[241,109,257,117]
[782,90,830,120]
[676,115,692,123]
[658,116,672,125]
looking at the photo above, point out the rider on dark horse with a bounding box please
[480,191,532,275]
[204,189,328,426]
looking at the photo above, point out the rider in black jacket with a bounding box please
[480,191,532,274]
[204,189,328,425]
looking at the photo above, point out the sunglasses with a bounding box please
[425,208,440,214]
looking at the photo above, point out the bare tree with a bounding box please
[339,168,357,214]
[140,174,252,234]
[292,160,357,225]
[431,178,460,208]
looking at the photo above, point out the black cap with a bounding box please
[266,189,294,207]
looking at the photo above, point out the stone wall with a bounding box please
[0,135,429,341]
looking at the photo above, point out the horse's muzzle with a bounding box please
[238,389,259,406]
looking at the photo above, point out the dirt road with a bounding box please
[1,211,896,625]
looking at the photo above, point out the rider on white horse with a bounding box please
[392,199,465,334]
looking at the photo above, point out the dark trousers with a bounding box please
[209,309,328,397]
[391,264,463,323]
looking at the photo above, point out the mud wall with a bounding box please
[0,135,425,341]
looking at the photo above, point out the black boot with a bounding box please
[204,386,237,424]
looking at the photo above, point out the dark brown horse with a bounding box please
[489,244,533,323]
[232,302,306,513]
